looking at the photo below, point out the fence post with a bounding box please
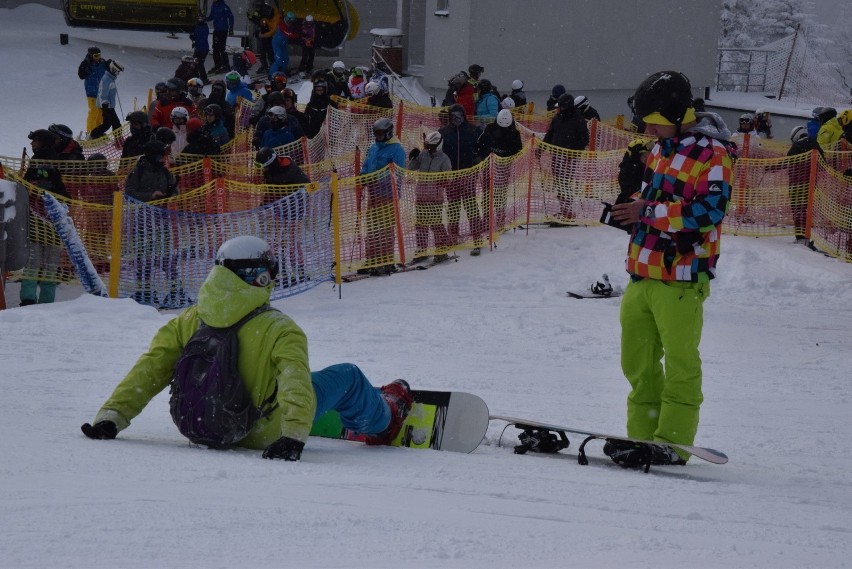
[331,173,342,293]
[395,100,404,139]
[804,148,818,241]
[526,139,536,234]
[108,191,123,298]
[488,152,495,246]
[389,163,406,265]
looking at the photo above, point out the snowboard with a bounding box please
[311,390,490,453]
[491,415,727,472]
[567,290,621,299]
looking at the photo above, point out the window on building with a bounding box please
[435,0,449,17]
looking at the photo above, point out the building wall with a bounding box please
[423,0,720,115]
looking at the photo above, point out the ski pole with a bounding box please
[116,89,125,120]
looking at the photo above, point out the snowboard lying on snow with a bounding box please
[491,415,728,472]
[311,390,489,453]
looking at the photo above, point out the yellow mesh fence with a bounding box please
[2,105,851,307]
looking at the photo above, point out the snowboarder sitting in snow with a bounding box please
[80,236,414,461]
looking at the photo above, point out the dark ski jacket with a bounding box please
[121,128,154,159]
[78,56,107,98]
[124,156,178,202]
[190,22,210,53]
[543,109,589,151]
[438,107,483,170]
[476,122,522,158]
[206,0,234,33]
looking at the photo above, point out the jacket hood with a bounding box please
[196,265,272,327]
[687,111,732,142]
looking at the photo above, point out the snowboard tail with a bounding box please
[491,415,727,471]
[312,390,489,453]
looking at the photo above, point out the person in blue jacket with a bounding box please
[90,60,125,139]
[474,79,500,121]
[189,15,210,83]
[206,0,234,74]
[360,117,406,275]
[225,71,255,107]
[260,106,296,148]
[77,46,108,136]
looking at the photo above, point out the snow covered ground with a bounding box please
[3,4,852,568]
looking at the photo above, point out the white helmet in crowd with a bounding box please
[574,95,590,111]
[496,109,514,128]
[333,60,346,71]
[109,60,124,75]
[500,96,515,110]
[511,79,524,91]
[305,14,314,22]
[365,82,381,96]
[170,106,189,121]
[424,131,442,146]
[790,125,808,143]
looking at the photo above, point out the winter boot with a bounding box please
[432,254,449,264]
[364,380,414,445]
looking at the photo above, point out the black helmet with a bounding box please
[87,46,101,56]
[155,127,176,144]
[126,111,149,125]
[48,123,74,140]
[28,129,55,144]
[818,107,837,124]
[255,147,277,168]
[267,91,285,107]
[204,103,223,118]
[88,152,108,162]
[632,70,694,127]
[143,140,167,161]
[468,64,484,76]
[478,79,492,94]
[557,93,575,111]
[692,97,706,112]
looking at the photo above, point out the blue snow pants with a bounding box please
[311,363,390,435]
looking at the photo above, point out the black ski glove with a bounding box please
[81,420,117,440]
[262,436,304,461]
[408,147,420,161]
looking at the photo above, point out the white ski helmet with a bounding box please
[267,106,288,121]
[574,95,589,111]
[424,131,442,146]
[511,79,524,91]
[305,14,314,22]
[790,125,808,143]
[333,60,346,71]
[109,60,124,75]
[496,109,514,128]
[170,106,189,121]
[500,96,515,110]
[365,82,381,96]
[215,236,279,286]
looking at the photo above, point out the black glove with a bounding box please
[408,147,420,161]
[101,102,109,109]
[262,436,304,460]
[81,420,118,440]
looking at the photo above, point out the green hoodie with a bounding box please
[93,265,316,447]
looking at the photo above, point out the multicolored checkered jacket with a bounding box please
[626,131,734,282]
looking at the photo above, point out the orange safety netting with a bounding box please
[2,104,851,306]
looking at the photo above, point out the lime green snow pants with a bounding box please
[620,278,708,451]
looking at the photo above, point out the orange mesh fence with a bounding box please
[3,102,852,306]
[810,155,852,261]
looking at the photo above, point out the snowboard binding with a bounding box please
[514,427,570,455]
[590,274,613,297]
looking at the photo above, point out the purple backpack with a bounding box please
[169,305,276,447]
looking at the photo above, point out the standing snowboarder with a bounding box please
[609,70,734,468]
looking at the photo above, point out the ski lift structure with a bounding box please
[62,0,202,32]
[62,0,359,48]
[281,0,359,50]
